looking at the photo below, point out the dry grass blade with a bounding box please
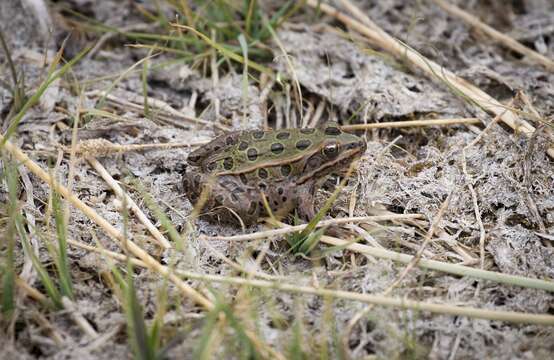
[86,90,230,131]
[341,117,481,130]
[431,0,554,72]
[202,214,425,241]
[86,157,171,249]
[0,134,211,309]
[306,0,554,159]
[1,135,286,360]
[384,193,452,291]
[65,240,554,326]
[61,297,98,339]
[15,276,47,303]
[321,235,554,292]
[65,138,210,157]
[202,213,553,291]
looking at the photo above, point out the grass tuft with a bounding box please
[0,30,27,120]
[0,157,18,317]
[0,42,90,149]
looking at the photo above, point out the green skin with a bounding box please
[183,122,367,225]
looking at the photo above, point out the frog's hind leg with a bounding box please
[207,176,261,225]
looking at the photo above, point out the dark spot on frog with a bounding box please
[324,126,341,136]
[238,141,249,151]
[247,148,258,161]
[258,168,268,179]
[300,128,315,134]
[188,154,201,164]
[281,164,292,177]
[183,178,190,189]
[226,136,237,145]
[248,202,257,214]
[252,130,264,140]
[296,139,311,150]
[223,157,234,170]
[278,187,284,195]
[344,142,358,150]
[258,182,267,191]
[194,174,202,186]
[239,173,248,185]
[276,131,290,140]
[271,143,284,155]
[207,162,217,171]
[307,154,323,168]
[282,196,287,202]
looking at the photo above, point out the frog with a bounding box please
[182,122,367,225]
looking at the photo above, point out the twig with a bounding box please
[63,138,209,157]
[385,193,452,290]
[62,297,99,339]
[462,149,486,270]
[202,214,425,241]
[341,117,481,130]
[343,193,452,347]
[86,90,230,131]
[320,235,554,292]
[431,0,554,72]
[66,239,554,326]
[15,276,47,302]
[87,157,171,249]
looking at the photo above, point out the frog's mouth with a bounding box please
[296,145,365,185]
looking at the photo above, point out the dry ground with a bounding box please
[1,0,553,359]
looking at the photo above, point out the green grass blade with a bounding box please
[149,275,168,354]
[244,0,258,36]
[172,24,274,76]
[0,29,27,118]
[193,302,223,360]
[288,317,307,360]
[287,164,357,255]
[51,185,74,299]
[0,45,90,149]
[142,49,153,118]
[125,265,156,360]
[220,301,259,359]
[16,214,62,309]
[1,156,18,315]
[238,33,249,126]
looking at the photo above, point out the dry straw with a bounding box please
[306,0,554,159]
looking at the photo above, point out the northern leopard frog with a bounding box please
[183,122,367,225]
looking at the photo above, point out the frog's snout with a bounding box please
[358,139,367,153]
[344,138,367,153]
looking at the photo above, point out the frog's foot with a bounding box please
[296,183,316,221]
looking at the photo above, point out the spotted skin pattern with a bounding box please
[183,122,367,225]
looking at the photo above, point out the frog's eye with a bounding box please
[323,142,339,158]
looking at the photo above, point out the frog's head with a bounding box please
[296,122,367,184]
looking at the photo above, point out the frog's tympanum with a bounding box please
[183,122,366,225]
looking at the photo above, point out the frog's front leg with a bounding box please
[296,182,316,221]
